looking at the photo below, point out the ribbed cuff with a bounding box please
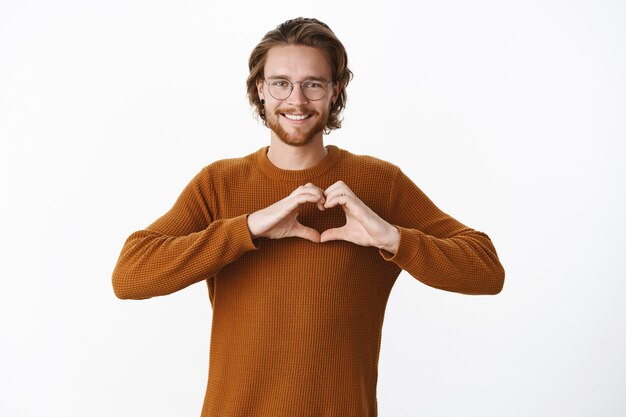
[227,213,260,253]
[378,226,421,269]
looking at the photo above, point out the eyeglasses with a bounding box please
[263,78,334,101]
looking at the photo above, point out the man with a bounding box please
[112,17,505,417]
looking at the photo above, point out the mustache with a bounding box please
[274,107,320,116]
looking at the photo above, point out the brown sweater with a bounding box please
[112,144,504,417]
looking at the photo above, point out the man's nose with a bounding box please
[287,82,308,105]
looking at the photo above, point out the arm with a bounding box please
[111,168,258,300]
[379,168,505,295]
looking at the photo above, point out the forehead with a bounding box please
[264,45,333,80]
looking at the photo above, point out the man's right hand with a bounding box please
[247,183,326,242]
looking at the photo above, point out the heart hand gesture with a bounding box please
[246,181,400,253]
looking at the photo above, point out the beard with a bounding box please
[265,106,329,147]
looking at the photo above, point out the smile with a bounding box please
[281,113,312,121]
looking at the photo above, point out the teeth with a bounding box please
[283,114,310,120]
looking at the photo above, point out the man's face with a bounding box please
[257,45,339,147]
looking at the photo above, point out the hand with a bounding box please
[247,183,326,243]
[320,181,400,254]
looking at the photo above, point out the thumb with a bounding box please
[320,226,346,243]
[291,222,321,243]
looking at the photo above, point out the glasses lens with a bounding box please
[268,80,292,100]
[302,81,327,101]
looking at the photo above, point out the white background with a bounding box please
[1,1,625,416]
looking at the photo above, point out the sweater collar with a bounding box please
[256,144,343,182]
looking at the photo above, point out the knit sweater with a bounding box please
[112,144,505,417]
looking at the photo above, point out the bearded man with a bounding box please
[112,17,505,417]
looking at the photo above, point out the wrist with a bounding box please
[380,225,400,254]
[246,213,259,240]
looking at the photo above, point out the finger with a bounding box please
[300,186,327,211]
[320,226,347,243]
[292,184,326,204]
[291,223,321,243]
[323,193,350,209]
[295,183,326,199]
[324,180,353,198]
[323,180,347,196]
[289,192,326,210]
[324,183,354,206]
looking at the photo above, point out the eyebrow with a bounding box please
[266,75,330,82]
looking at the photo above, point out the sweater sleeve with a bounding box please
[112,167,259,300]
[378,168,504,295]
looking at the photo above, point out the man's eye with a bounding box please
[304,82,322,88]
[272,81,289,87]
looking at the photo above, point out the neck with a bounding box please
[267,134,328,170]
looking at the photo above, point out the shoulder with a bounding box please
[202,149,258,174]
[335,146,401,179]
[178,149,260,199]
[198,148,259,181]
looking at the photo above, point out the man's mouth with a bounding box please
[281,113,313,121]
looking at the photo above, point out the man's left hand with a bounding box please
[320,181,400,254]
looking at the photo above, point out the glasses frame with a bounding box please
[263,78,334,101]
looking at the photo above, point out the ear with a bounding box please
[331,82,341,104]
[256,78,265,101]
